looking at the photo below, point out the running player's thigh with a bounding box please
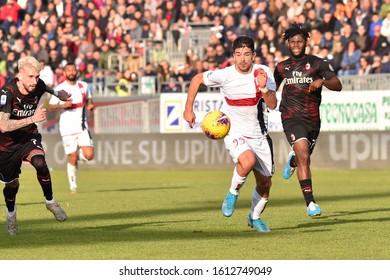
[78,130,93,147]
[249,137,274,177]
[224,133,252,163]
[283,121,309,146]
[62,134,79,155]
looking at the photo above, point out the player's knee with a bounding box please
[5,179,19,189]
[84,150,94,161]
[30,155,48,173]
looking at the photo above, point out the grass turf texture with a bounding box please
[0,169,389,260]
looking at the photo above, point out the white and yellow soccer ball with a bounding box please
[201,110,231,140]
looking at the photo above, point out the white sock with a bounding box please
[229,166,247,196]
[46,198,55,204]
[251,189,268,220]
[7,206,16,217]
[67,163,77,189]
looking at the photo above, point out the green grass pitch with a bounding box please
[1,168,389,260]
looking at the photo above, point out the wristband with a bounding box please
[53,90,59,97]
[260,87,268,94]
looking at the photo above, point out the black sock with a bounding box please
[299,179,315,206]
[31,155,53,201]
[3,185,19,212]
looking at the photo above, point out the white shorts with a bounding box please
[62,130,93,155]
[224,132,274,177]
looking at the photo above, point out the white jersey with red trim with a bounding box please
[203,64,276,139]
[50,80,91,136]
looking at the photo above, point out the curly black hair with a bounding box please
[282,23,311,41]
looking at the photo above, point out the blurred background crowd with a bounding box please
[0,0,390,96]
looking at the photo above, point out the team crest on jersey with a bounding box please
[206,71,214,78]
[305,63,310,70]
[0,95,6,105]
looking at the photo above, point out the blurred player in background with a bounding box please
[183,36,277,232]
[274,23,342,217]
[49,62,94,194]
[0,56,70,235]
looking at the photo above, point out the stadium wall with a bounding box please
[40,131,390,171]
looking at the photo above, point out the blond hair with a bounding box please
[18,56,41,72]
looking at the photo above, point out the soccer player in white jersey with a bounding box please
[183,36,277,232]
[49,62,94,193]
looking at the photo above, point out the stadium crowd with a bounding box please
[0,0,390,95]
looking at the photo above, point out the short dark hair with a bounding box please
[283,23,311,41]
[232,35,255,53]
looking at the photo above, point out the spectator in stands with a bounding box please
[340,23,358,47]
[338,40,361,76]
[331,40,344,73]
[358,56,372,75]
[306,8,321,30]
[370,55,383,73]
[367,25,390,58]
[115,70,132,97]
[351,9,370,32]
[317,11,338,34]
[39,60,54,87]
[5,50,17,82]
[355,25,371,54]
[0,0,21,30]
[272,0,289,23]
[381,52,390,73]
[319,31,334,51]
[215,44,228,67]
[379,0,390,19]
[368,13,383,38]
[161,77,182,93]
[380,11,390,42]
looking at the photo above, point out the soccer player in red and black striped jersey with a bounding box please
[0,56,71,235]
[274,23,342,217]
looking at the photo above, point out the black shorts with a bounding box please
[283,119,319,153]
[0,135,44,183]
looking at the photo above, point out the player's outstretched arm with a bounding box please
[45,84,72,101]
[183,73,204,128]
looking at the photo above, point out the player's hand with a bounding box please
[255,68,268,88]
[309,79,324,92]
[32,104,47,123]
[87,103,94,111]
[57,90,72,102]
[183,109,196,128]
[62,100,73,109]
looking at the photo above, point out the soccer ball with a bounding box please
[201,110,230,140]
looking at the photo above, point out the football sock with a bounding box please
[67,163,77,189]
[229,166,246,195]
[31,155,53,201]
[299,179,315,206]
[46,198,55,204]
[3,185,19,213]
[251,189,268,220]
